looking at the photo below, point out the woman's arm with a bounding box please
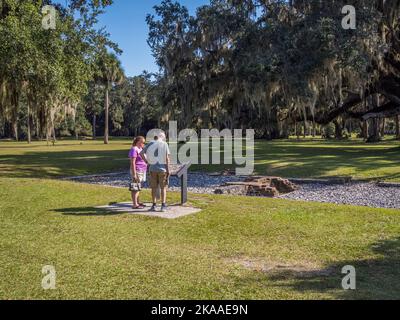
[131,157,138,181]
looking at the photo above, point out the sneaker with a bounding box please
[161,205,168,213]
[149,205,157,212]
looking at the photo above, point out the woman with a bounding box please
[129,136,147,209]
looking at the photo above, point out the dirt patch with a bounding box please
[226,256,335,278]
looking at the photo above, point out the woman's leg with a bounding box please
[131,191,135,205]
[132,191,139,207]
[137,172,145,206]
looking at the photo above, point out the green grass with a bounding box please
[0,178,399,299]
[0,138,132,178]
[0,137,399,299]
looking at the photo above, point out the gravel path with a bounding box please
[67,172,400,210]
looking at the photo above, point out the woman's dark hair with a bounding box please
[132,136,145,146]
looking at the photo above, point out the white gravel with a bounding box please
[67,172,400,210]
[279,182,400,209]
[68,172,245,195]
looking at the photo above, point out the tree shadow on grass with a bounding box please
[0,150,128,179]
[230,237,400,300]
[1,141,399,181]
[251,142,400,181]
[53,206,125,217]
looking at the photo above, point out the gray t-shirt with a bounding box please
[143,140,171,173]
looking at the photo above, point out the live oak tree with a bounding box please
[1,0,399,143]
[147,0,400,141]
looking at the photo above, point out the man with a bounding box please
[141,132,171,212]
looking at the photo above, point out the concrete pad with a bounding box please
[95,203,201,219]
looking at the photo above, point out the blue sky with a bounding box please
[95,0,209,76]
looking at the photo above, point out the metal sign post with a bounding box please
[170,163,191,205]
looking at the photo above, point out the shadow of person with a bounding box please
[53,207,125,217]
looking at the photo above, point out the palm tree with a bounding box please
[96,53,125,144]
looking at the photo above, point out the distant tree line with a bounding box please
[0,0,126,144]
[1,0,399,143]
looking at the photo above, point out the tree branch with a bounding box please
[347,102,400,120]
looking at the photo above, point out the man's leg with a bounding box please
[161,187,167,205]
[150,172,159,211]
[152,188,158,205]
[160,173,169,212]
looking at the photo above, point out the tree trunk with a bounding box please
[396,115,400,139]
[283,120,289,139]
[294,121,300,139]
[75,123,79,140]
[93,114,97,140]
[49,113,56,144]
[11,88,19,141]
[367,118,381,143]
[35,116,40,140]
[380,118,386,138]
[46,123,50,146]
[312,117,316,137]
[12,121,18,142]
[11,106,18,141]
[362,120,368,140]
[348,121,352,137]
[104,87,109,145]
[52,123,56,143]
[27,102,31,144]
[333,120,343,139]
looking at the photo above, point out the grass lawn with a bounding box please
[0,138,399,299]
[0,178,399,299]
[0,137,399,181]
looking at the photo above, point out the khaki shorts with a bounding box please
[131,171,147,183]
[150,172,169,189]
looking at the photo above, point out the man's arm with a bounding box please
[165,143,171,173]
[140,143,151,165]
[140,149,149,165]
[166,153,171,175]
